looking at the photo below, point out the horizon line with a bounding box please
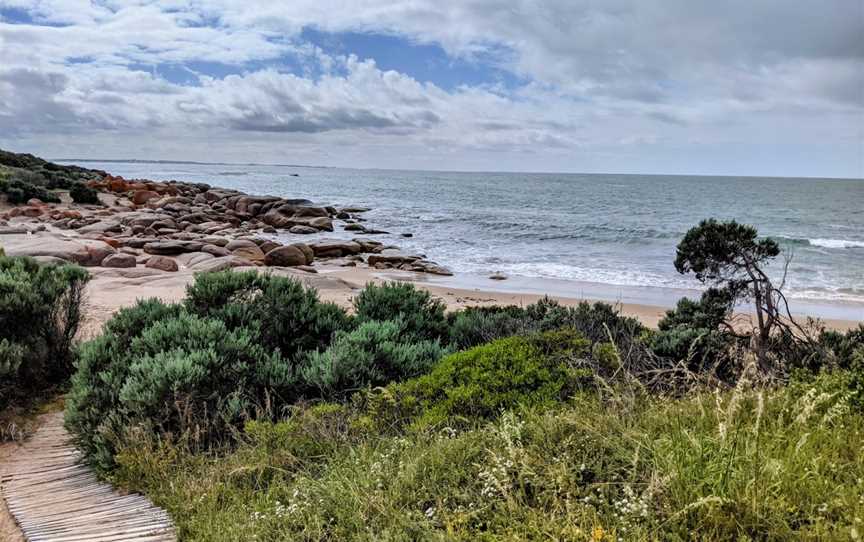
[53,157,864,181]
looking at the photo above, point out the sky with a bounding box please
[0,1,862,177]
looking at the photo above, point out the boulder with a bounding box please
[231,244,265,262]
[308,217,333,231]
[367,249,421,267]
[201,244,231,257]
[143,241,204,255]
[132,190,160,205]
[225,239,259,251]
[289,225,317,235]
[101,253,137,268]
[189,255,254,273]
[8,236,110,266]
[264,245,307,267]
[310,240,363,258]
[258,240,281,254]
[291,243,314,264]
[145,256,179,272]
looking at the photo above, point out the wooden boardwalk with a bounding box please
[0,412,175,541]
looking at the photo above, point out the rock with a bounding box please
[308,217,333,231]
[188,255,254,273]
[295,265,317,273]
[489,272,508,281]
[291,243,314,264]
[225,239,259,251]
[367,249,421,267]
[176,252,216,267]
[26,198,44,206]
[5,237,116,266]
[143,241,204,255]
[401,233,413,238]
[101,253,137,268]
[202,236,229,247]
[340,206,371,213]
[231,244,265,262]
[201,244,231,257]
[264,245,307,267]
[62,210,83,219]
[289,225,318,234]
[77,220,122,234]
[145,255,178,272]
[353,238,384,252]
[259,240,281,254]
[20,206,44,218]
[343,223,366,232]
[132,190,160,205]
[310,240,363,258]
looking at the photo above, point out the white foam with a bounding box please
[809,238,864,249]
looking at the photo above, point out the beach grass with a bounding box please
[109,368,863,541]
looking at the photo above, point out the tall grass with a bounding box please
[110,370,863,541]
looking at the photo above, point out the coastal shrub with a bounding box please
[448,298,647,364]
[301,319,448,398]
[359,329,594,430]
[185,270,349,360]
[0,254,88,410]
[66,299,186,466]
[817,324,864,369]
[118,314,292,439]
[67,308,296,469]
[448,305,526,349]
[353,281,448,341]
[0,177,60,204]
[651,288,737,374]
[69,182,100,204]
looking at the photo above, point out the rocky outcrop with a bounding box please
[1,172,451,278]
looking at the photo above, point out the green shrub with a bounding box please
[448,305,529,350]
[66,299,186,467]
[69,182,100,204]
[119,314,292,437]
[68,272,358,468]
[448,298,647,370]
[818,324,864,369]
[185,271,349,360]
[302,319,448,398]
[353,281,448,341]
[0,177,60,204]
[651,288,737,375]
[361,329,594,429]
[0,255,88,410]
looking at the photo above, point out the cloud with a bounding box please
[0,0,861,176]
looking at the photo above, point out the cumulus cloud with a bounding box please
[0,0,861,176]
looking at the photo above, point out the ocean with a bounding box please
[62,160,864,317]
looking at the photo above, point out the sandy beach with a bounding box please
[71,261,860,339]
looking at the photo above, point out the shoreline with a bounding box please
[0,158,860,333]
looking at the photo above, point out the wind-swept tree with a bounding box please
[673,218,803,368]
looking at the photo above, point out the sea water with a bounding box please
[64,160,864,316]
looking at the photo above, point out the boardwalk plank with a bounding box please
[0,413,176,541]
